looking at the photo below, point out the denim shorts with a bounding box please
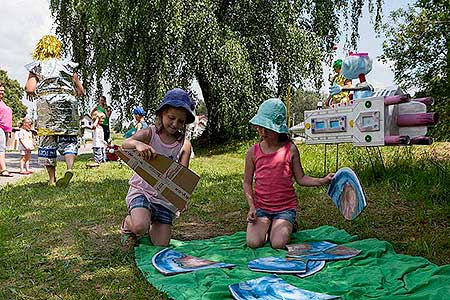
[256,208,297,224]
[128,195,175,225]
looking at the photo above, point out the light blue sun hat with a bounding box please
[249,98,289,134]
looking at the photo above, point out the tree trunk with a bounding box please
[196,71,225,144]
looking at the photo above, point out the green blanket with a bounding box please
[135,226,450,299]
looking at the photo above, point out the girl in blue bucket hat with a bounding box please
[244,98,334,249]
[120,88,196,249]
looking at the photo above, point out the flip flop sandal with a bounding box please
[0,170,13,177]
[120,233,138,251]
[56,170,74,187]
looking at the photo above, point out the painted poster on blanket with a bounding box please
[286,241,361,261]
[296,260,326,278]
[327,167,367,220]
[152,248,235,275]
[229,275,339,300]
[248,257,307,274]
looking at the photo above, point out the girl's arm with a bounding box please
[72,73,85,96]
[243,147,257,223]
[178,139,192,168]
[25,73,37,95]
[92,118,99,130]
[291,143,334,186]
[121,127,156,160]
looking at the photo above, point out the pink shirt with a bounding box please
[0,100,13,132]
[253,142,298,212]
[125,125,184,213]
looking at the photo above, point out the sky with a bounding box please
[0,0,413,116]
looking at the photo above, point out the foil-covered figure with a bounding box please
[25,35,85,187]
[25,59,80,135]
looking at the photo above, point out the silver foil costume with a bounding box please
[25,58,80,135]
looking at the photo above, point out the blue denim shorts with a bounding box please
[128,195,175,225]
[256,208,297,224]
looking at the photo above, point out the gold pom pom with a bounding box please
[32,35,62,61]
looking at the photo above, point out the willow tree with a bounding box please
[49,0,382,142]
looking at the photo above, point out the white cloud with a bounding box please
[0,0,53,115]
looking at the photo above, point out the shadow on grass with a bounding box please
[0,177,168,299]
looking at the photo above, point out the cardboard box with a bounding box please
[117,149,200,210]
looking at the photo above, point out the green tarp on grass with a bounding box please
[135,226,450,299]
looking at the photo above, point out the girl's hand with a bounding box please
[180,203,188,213]
[321,173,335,185]
[247,207,256,223]
[135,143,157,160]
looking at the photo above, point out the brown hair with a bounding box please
[91,111,106,120]
[19,117,32,128]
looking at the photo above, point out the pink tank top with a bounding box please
[0,101,13,132]
[126,125,184,212]
[253,142,298,212]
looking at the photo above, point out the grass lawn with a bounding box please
[1,140,449,299]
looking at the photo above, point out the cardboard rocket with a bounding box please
[117,149,200,210]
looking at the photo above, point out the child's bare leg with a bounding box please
[64,153,76,171]
[269,219,293,249]
[246,217,271,248]
[20,155,26,172]
[125,207,151,237]
[25,152,31,171]
[46,166,56,184]
[150,222,171,246]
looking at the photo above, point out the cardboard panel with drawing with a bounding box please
[117,149,200,210]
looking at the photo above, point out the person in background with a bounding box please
[133,106,148,131]
[243,98,334,249]
[25,35,85,187]
[91,111,107,164]
[91,95,111,143]
[123,106,148,138]
[0,82,13,177]
[18,117,34,175]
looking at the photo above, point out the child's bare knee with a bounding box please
[246,238,265,249]
[132,221,150,235]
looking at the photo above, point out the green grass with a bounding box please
[1,141,449,299]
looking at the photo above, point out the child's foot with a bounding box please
[26,170,34,174]
[120,217,139,251]
[120,233,138,251]
[292,221,299,233]
[56,170,74,187]
[48,181,56,187]
[19,170,29,175]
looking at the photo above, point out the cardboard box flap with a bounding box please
[117,149,200,210]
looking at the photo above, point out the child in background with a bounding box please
[133,106,148,131]
[122,107,148,138]
[18,117,34,175]
[91,111,107,164]
[243,98,334,249]
[120,88,195,248]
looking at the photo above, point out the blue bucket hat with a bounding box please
[132,106,146,116]
[249,98,288,134]
[155,88,196,124]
